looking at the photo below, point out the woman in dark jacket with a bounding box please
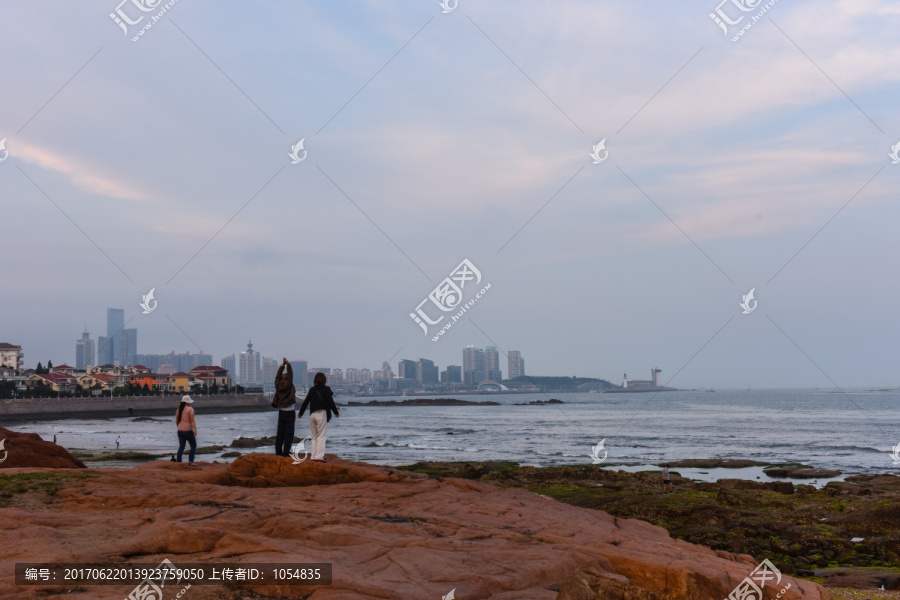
[298,372,340,462]
[272,358,296,457]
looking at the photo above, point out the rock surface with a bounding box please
[0,426,85,469]
[0,453,829,599]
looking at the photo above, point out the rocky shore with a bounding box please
[0,428,832,599]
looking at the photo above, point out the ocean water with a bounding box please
[6,389,900,478]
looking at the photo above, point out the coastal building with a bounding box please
[122,328,137,366]
[359,368,371,384]
[485,347,501,382]
[167,372,193,394]
[28,372,78,394]
[221,354,236,380]
[290,359,308,388]
[508,350,524,380]
[239,341,261,385]
[0,343,24,372]
[135,351,214,374]
[98,336,112,365]
[330,368,344,384]
[129,373,170,392]
[463,345,485,385]
[416,359,439,385]
[397,359,416,380]
[106,308,125,366]
[75,329,95,371]
[441,365,462,383]
[262,357,278,389]
[78,372,118,393]
[189,366,231,390]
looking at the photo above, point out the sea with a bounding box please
[6,389,900,486]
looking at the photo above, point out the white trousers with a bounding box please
[309,410,328,460]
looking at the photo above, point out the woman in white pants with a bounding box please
[298,372,340,462]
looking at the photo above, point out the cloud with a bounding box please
[12,139,149,201]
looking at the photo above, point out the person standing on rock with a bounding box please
[272,358,297,457]
[662,464,672,493]
[298,372,339,463]
[175,395,197,466]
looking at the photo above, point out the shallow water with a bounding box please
[7,389,900,477]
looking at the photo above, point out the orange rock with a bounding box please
[0,426,85,469]
[0,452,831,600]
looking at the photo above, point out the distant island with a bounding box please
[342,398,500,407]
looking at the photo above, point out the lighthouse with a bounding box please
[622,373,628,389]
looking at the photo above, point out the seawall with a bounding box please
[0,394,271,422]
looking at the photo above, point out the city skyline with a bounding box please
[1,2,897,389]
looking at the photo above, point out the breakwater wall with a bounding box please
[0,394,271,422]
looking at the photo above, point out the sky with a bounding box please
[1,0,898,388]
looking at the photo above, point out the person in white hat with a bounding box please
[175,395,198,465]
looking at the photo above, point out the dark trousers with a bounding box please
[177,430,196,463]
[275,409,296,456]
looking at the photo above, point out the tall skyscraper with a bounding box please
[463,345,485,385]
[290,360,308,388]
[239,340,261,385]
[98,336,113,365]
[107,308,125,365]
[122,328,137,366]
[508,350,524,380]
[485,346,501,381]
[221,354,236,380]
[398,359,417,380]
[75,329,95,370]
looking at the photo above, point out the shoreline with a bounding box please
[0,393,270,422]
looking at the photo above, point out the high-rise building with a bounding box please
[123,328,137,366]
[98,336,113,365]
[416,359,439,385]
[398,359,417,380]
[290,360,308,388]
[262,357,278,389]
[345,368,359,384]
[360,368,372,383]
[463,345,485,385]
[330,368,344,383]
[239,341,261,385]
[106,308,125,365]
[221,354,236,380]
[485,346,501,381]
[135,352,213,373]
[508,350,524,380]
[75,329,95,370]
[441,365,462,383]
